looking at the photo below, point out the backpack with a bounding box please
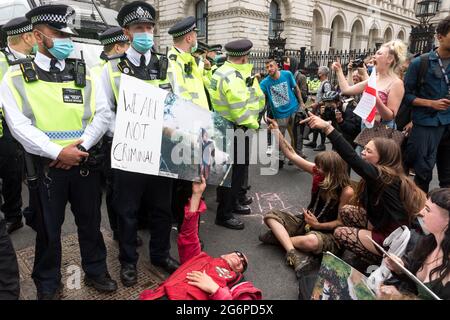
[394,53,429,129]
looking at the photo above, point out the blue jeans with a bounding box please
[406,124,450,192]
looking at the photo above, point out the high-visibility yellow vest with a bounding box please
[167,47,209,110]
[106,57,171,103]
[90,60,106,81]
[5,63,95,147]
[208,61,265,129]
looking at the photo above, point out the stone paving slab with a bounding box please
[17,230,166,300]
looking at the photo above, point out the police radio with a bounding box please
[184,61,192,76]
[20,61,38,82]
[158,47,169,80]
[74,51,86,88]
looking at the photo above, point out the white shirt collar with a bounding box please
[126,46,151,66]
[34,52,65,72]
[7,46,27,59]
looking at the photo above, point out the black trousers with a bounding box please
[113,170,173,265]
[0,150,23,222]
[0,218,20,299]
[407,124,450,192]
[31,165,107,294]
[100,138,117,235]
[216,128,250,221]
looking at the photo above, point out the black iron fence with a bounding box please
[250,48,378,87]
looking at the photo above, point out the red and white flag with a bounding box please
[353,67,377,128]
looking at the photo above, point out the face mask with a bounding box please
[48,38,74,60]
[31,44,38,55]
[191,41,198,54]
[367,66,374,75]
[417,216,431,235]
[132,32,153,53]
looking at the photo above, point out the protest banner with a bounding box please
[111,74,233,186]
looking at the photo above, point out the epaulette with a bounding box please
[169,54,177,61]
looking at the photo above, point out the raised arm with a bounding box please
[267,118,315,174]
[332,61,367,97]
[177,177,207,264]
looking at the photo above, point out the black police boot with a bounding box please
[37,282,63,300]
[239,195,253,206]
[215,217,245,230]
[120,264,137,287]
[6,218,23,234]
[152,256,180,274]
[84,272,118,293]
[233,204,251,215]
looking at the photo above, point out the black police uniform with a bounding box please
[112,1,178,276]
[20,5,116,297]
[0,210,20,300]
[0,17,31,234]
[97,26,129,239]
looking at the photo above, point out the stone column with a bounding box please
[316,27,331,52]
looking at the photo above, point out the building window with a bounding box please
[269,0,281,39]
[195,0,206,38]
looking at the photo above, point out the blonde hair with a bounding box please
[381,40,408,74]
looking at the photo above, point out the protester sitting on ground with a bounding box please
[139,177,262,300]
[378,188,450,300]
[260,117,354,273]
[332,40,407,128]
[302,111,426,264]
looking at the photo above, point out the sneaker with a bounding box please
[258,229,279,245]
[285,249,308,270]
[266,146,273,156]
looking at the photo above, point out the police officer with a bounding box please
[0,17,37,234]
[96,1,179,287]
[167,16,210,110]
[0,4,117,299]
[91,26,130,244]
[167,17,212,234]
[208,39,265,230]
[90,26,129,80]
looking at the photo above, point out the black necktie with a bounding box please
[50,58,59,73]
[140,55,146,68]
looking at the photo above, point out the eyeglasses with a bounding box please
[234,250,248,273]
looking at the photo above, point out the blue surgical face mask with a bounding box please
[190,41,198,54]
[31,44,38,55]
[39,31,74,60]
[367,65,374,75]
[132,32,153,53]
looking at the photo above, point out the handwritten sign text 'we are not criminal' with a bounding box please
[111,74,167,175]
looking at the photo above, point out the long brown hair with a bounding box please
[354,138,426,223]
[315,151,352,201]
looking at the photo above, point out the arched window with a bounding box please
[269,0,281,39]
[195,0,206,38]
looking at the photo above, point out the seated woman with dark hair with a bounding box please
[302,112,426,264]
[262,118,354,273]
[378,188,450,300]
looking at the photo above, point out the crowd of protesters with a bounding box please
[0,0,449,301]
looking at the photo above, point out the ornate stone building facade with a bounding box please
[105,0,449,52]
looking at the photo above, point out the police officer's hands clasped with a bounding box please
[54,139,89,168]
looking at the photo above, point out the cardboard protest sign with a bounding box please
[111,74,233,186]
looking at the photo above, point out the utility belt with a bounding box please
[26,140,107,179]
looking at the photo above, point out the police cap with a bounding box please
[195,41,208,54]
[225,39,253,57]
[2,17,33,36]
[25,4,77,36]
[117,1,156,28]
[208,44,222,53]
[168,16,198,38]
[99,26,129,46]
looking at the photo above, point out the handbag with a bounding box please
[354,123,405,147]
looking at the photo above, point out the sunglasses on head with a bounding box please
[234,250,248,272]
